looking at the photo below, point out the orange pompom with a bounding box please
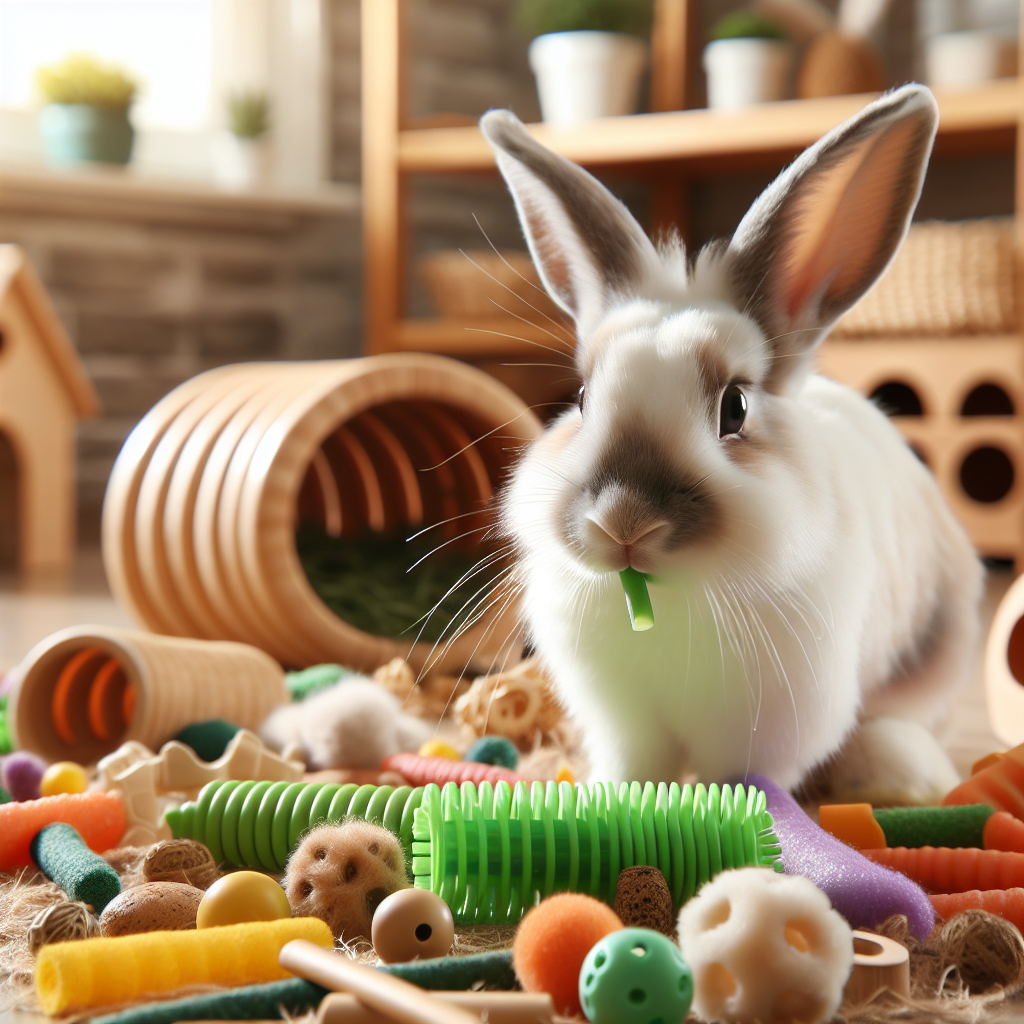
[513,893,624,1016]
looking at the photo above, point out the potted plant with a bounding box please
[517,0,654,125]
[703,11,794,109]
[34,53,138,166]
[211,91,272,189]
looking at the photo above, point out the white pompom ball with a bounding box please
[678,867,853,1024]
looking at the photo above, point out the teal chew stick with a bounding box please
[412,779,781,925]
[619,568,654,631]
[164,780,425,870]
[873,804,993,849]
[30,822,121,913]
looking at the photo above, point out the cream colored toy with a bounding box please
[454,658,563,750]
[678,867,853,1024]
[984,572,1024,748]
[97,729,304,846]
[373,657,464,723]
[8,625,288,765]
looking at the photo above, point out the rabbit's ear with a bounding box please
[726,85,937,389]
[481,109,664,339]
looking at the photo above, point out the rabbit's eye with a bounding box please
[578,384,586,414]
[719,384,747,437]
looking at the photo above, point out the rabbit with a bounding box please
[480,84,983,804]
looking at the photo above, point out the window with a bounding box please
[0,0,326,185]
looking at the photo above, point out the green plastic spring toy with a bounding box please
[411,779,781,924]
[163,780,425,872]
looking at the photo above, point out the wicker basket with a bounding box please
[831,218,1018,338]
[418,250,563,320]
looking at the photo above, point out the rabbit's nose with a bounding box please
[585,511,671,548]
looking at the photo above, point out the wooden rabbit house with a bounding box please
[0,245,100,570]
[818,218,1023,562]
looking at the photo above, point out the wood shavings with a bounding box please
[454,658,564,750]
[373,657,468,723]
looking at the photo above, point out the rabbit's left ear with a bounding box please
[726,85,937,389]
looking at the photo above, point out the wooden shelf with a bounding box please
[399,80,1020,173]
[395,317,574,357]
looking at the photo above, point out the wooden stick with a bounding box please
[279,940,482,1024]
[316,992,554,1024]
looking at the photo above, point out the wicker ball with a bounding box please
[613,865,675,937]
[26,900,99,953]
[142,839,219,890]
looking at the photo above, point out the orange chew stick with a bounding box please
[860,846,1024,894]
[818,803,887,850]
[943,742,1024,818]
[984,811,1024,853]
[930,889,1024,933]
[0,792,126,873]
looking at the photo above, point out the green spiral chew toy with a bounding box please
[411,779,781,924]
[163,781,425,871]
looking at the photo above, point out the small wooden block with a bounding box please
[843,931,910,1005]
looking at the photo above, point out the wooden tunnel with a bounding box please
[101,355,542,672]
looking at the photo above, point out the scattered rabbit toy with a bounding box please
[482,84,983,806]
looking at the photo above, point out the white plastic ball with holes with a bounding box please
[677,867,853,1024]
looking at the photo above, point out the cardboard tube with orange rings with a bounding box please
[7,625,287,765]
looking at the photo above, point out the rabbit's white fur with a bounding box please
[482,86,982,801]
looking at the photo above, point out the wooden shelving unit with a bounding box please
[361,0,1023,362]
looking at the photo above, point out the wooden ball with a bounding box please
[371,888,455,963]
[513,893,624,1017]
[196,870,291,928]
[100,881,203,937]
[614,865,676,936]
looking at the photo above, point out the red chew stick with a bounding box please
[930,889,1024,932]
[860,846,1024,894]
[382,753,524,788]
[984,811,1024,853]
[0,791,126,872]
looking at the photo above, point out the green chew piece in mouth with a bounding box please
[619,566,654,631]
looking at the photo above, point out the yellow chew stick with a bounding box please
[35,917,333,1015]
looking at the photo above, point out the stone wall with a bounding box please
[0,188,360,544]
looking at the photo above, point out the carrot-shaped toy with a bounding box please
[860,846,1024,893]
[930,889,1024,932]
[382,753,524,788]
[943,740,1024,818]
[984,811,1024,852]
[619,568,654,631]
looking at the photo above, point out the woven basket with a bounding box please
[831,218,1018,338]
[419,250,563,320]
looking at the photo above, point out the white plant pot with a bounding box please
[210,131,272,189]
[528,31,648,126]
[703,38,796,109]
[926,31,1018,90]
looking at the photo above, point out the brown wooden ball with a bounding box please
[370,887,455,963]
[613,865,676,936]
[100,881,204,937]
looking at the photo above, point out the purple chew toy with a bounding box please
[2,751,47,802]
[746,773,936,941]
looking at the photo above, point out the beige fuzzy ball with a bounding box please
[283,822,409,941]
[678,867,853,1024]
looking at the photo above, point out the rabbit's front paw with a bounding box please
[826,717,960,807]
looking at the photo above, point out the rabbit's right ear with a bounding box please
[481,110,664,341]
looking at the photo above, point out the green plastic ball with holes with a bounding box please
[579,927,693,1024]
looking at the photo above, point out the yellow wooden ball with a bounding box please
[196,870,291,929]
[418,739,460,760]
[39,761,88,797]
